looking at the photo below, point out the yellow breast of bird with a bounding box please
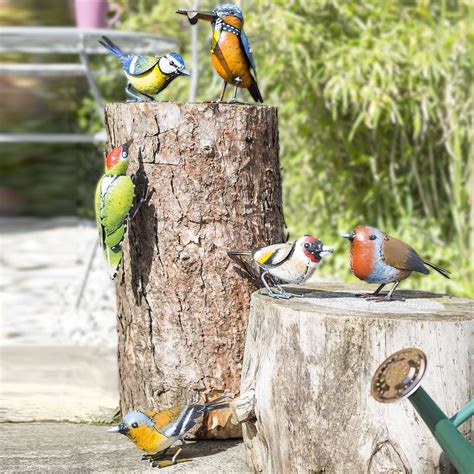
[127,65,169,95]
[129,425,174,453]
[211,31,252,88]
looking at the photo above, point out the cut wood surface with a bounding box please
[104,102,285,438]
[239,282,473,473]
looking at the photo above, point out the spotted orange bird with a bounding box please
[177,3,263,102]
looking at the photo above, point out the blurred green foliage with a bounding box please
[78,0,473,296]
[2,0,471,296]
[0,0,102,217]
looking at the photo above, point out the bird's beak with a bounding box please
[318,245,334,258]
[341,231,356,241]
[108,423,126,434]
[180,68,191,77]
[309,242,333,259]
[176,9,217,24]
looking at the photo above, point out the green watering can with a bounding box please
[371,348,474,474]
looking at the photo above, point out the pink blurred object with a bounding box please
[74,0,122,29]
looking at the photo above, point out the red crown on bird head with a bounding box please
[301,235,323,262]
[105,139,133,171]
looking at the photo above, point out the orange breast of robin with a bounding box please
[129,425,163,452]
[211,28,252,88]
[350,240,375,281]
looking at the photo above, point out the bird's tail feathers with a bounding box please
[227,250,252,257]
[423,260,451,279]
[99,35,124,58]
[227,250,263,288]
[203,393,235,412]
[248,78,263,103]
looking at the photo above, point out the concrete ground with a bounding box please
[0,423,248,473]
[0,346,119,423]
[0,218,248,473]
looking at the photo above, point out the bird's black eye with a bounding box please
[304,243,310,249]
[369,235,377,240]
[121,152,128,158]
[131,422,138,428]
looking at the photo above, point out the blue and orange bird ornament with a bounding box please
[108,393,234,468]
[177,4,263,103]
[99,36,190,102]
[342,225,450,301]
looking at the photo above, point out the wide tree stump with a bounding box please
[104,102,285,438]
[236,283,473,472]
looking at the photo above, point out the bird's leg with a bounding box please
[218,81,227,102]
[171,448,183,464]
[126,84,144,102]
[151,447,191,468]
[383,281,404,301]
[368,281,405,302]
[355,283,386,298]
[261,271,292,299]
[231,85,238,102]
[126,84,154,103]
[142,447,169,461]
[229,78,242,103]
[275,280,304,298]
[372,283,386,296]
[130,174,149,220]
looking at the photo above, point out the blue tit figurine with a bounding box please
[108,393,234,468]
[177,4,262,103]
[99,36,190,102]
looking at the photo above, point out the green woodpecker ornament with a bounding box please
[95,140,145,278]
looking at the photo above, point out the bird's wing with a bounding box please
[240,30,257,72]
[95,177,106,249]
[145,405,186,431]
[157,404,206,439]
[382,233,429,274]
[98,175,134,244]
[122,55,159,76]
[253,241,295,267]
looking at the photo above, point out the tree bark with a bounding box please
[104,102,285,438]
[239,282,473,473]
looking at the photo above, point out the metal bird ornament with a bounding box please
[95,141,147,278]
[228,235,334,299]
[108,393,234,468]
[99,36,190,102]
[177,3,263,103]
[342,225,450,301]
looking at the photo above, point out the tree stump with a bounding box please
[104,102,285,438]
[236,282,473,472]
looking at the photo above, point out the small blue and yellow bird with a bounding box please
[108,393,234,468]
[177,4,262,103]
[99,36,190,102]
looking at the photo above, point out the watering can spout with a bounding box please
[371,348,474,474]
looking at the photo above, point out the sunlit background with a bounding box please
[1,0,472,348]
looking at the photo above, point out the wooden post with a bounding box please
[238,283,473,472]
[104,102,285,438]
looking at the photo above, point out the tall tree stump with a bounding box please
[235,283,473,472]
[104,102,285,438]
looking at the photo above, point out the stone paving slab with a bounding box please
[0,217,117,346]
[0,423,249,473]
[0,346,118,423]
